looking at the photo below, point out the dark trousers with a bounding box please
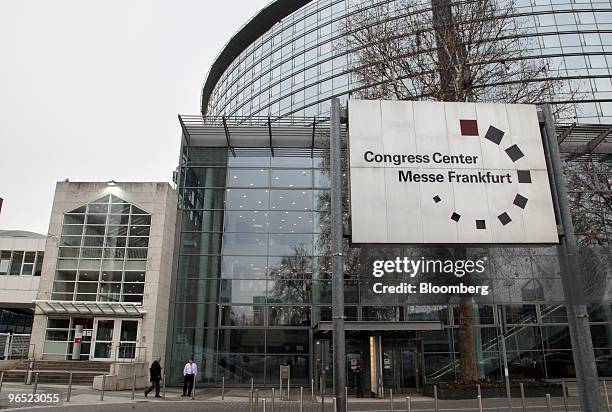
[145,380,160,397]
[355,378,363,398]
[183,374,194,396]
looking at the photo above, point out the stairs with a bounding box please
[3,360,111,385]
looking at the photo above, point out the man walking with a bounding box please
[144,357,162,398]
[182,358,197,397]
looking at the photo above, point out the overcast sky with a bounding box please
[0,0,270,234]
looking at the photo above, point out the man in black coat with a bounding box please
[144,357,162,398]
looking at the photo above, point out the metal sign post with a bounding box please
[330,97,346,412]
[540,104,603,412]
[280,365,290,400]
[497,306,512,412]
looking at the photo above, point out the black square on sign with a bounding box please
[451,212,461,222]
[505,144,525,162]
[433,195,441,203]
[484,126,504,145]
[517,170,532,183]
[498,212,512,226]
[476,220,486,229]
[513,194,528,209]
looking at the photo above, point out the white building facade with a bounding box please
[30,182,177,363]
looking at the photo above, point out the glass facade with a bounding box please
[175,0,612,389]
[53,194,150,303]
[0,249,43,276]
[203,0,612,123]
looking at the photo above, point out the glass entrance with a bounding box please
[382,339,421,393]
[93,319,114,359]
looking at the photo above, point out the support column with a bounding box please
[541,104,603,412]
[330,98,346,412]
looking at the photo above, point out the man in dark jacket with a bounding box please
[144,358,162,398]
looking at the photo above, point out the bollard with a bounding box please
[300,387,304,412]
[434,385,439,412]
[406,397,411,412]
[271,387,275,412]
[321,387,325,412]
[345,386,348,412]
[546,394,553,412]
[67,372,73,402]
[249,390,253,412]
[263,399,266,412]
[520,382,526,412]
[131,371,136,400]
[162,373,166,399]
[390,388,394,411]
[477,395,483,412]
[0,371,4,394]
[222,376,225,400]
[333,396,337,411]
[251,377,254,392]
[191,375,197,400]
[100,374,106,401]
[604,380,611,412]
[32,372,39,394]
[477,384,482,399]
[255,389,259,412]
[311,378,315,400]
[562,381,568,412]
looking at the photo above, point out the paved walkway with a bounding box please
[0,382,592,411]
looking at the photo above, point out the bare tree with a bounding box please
[337,0,567,382]
[338,0,562,104]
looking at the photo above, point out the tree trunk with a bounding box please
[458,299,478,382]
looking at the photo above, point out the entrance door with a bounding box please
[382,339,421,393]
[398,349,419,389]
[92,319,115,360]
[91,319,140,361]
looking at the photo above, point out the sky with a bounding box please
[0,0,271,234]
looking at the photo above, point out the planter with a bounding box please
[423,382,563,399]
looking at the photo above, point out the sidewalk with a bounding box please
[0,381,588,411]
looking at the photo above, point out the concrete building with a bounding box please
[30,182,177,364]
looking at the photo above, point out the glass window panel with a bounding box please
[267,279,311,303]
[221,256,268,279]
[220,305,265,326]
[105,236,126,248]
[106,226,128,236]
[124,260,146,270]
[77,282,98,294]
[60,236,82,247]
[218,329,265,353]
[130,215,151,226]
[107,214,130,225]
[124,272,145,282]
[52,282,75,293]
[127,237,149,248]
[83,236,104,247]
[220,279,267,304]
[9,252,22,275]
[221,233,267,255]
[122,294,143,303]
[78,271,100,281]
[81,248,103,258]
[269,211,315,233]
[266,354,309,384]
[0,251,10,275]
[85,225,106,236]
[268,306,311,326]
[184,167,227,188]
[120,320,138,341]
[266,330,309,353]
[268,234,313,255]
[225,189,269,211]
[86,215,106,225]
[55,270,76,281]
[62,225,83,236]
[64,214,85,225]
[269,190,312,211]
[224,211,269,233]
[122,283,144,294]
[126,248,148,259]
[110,204,131,214]
[228,169,269,188]
[101,271,122,281]
[129,226,150,237]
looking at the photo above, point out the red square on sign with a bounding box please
[460,119,479,136]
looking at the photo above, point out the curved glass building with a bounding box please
[167,0,612,392]
[202,0,611,122]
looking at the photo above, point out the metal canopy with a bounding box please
[315,321,444,332]
[556,123,612,160]
[178,115,337,157]
[34,300,145,317]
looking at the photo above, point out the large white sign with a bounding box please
[349,100,558,244]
